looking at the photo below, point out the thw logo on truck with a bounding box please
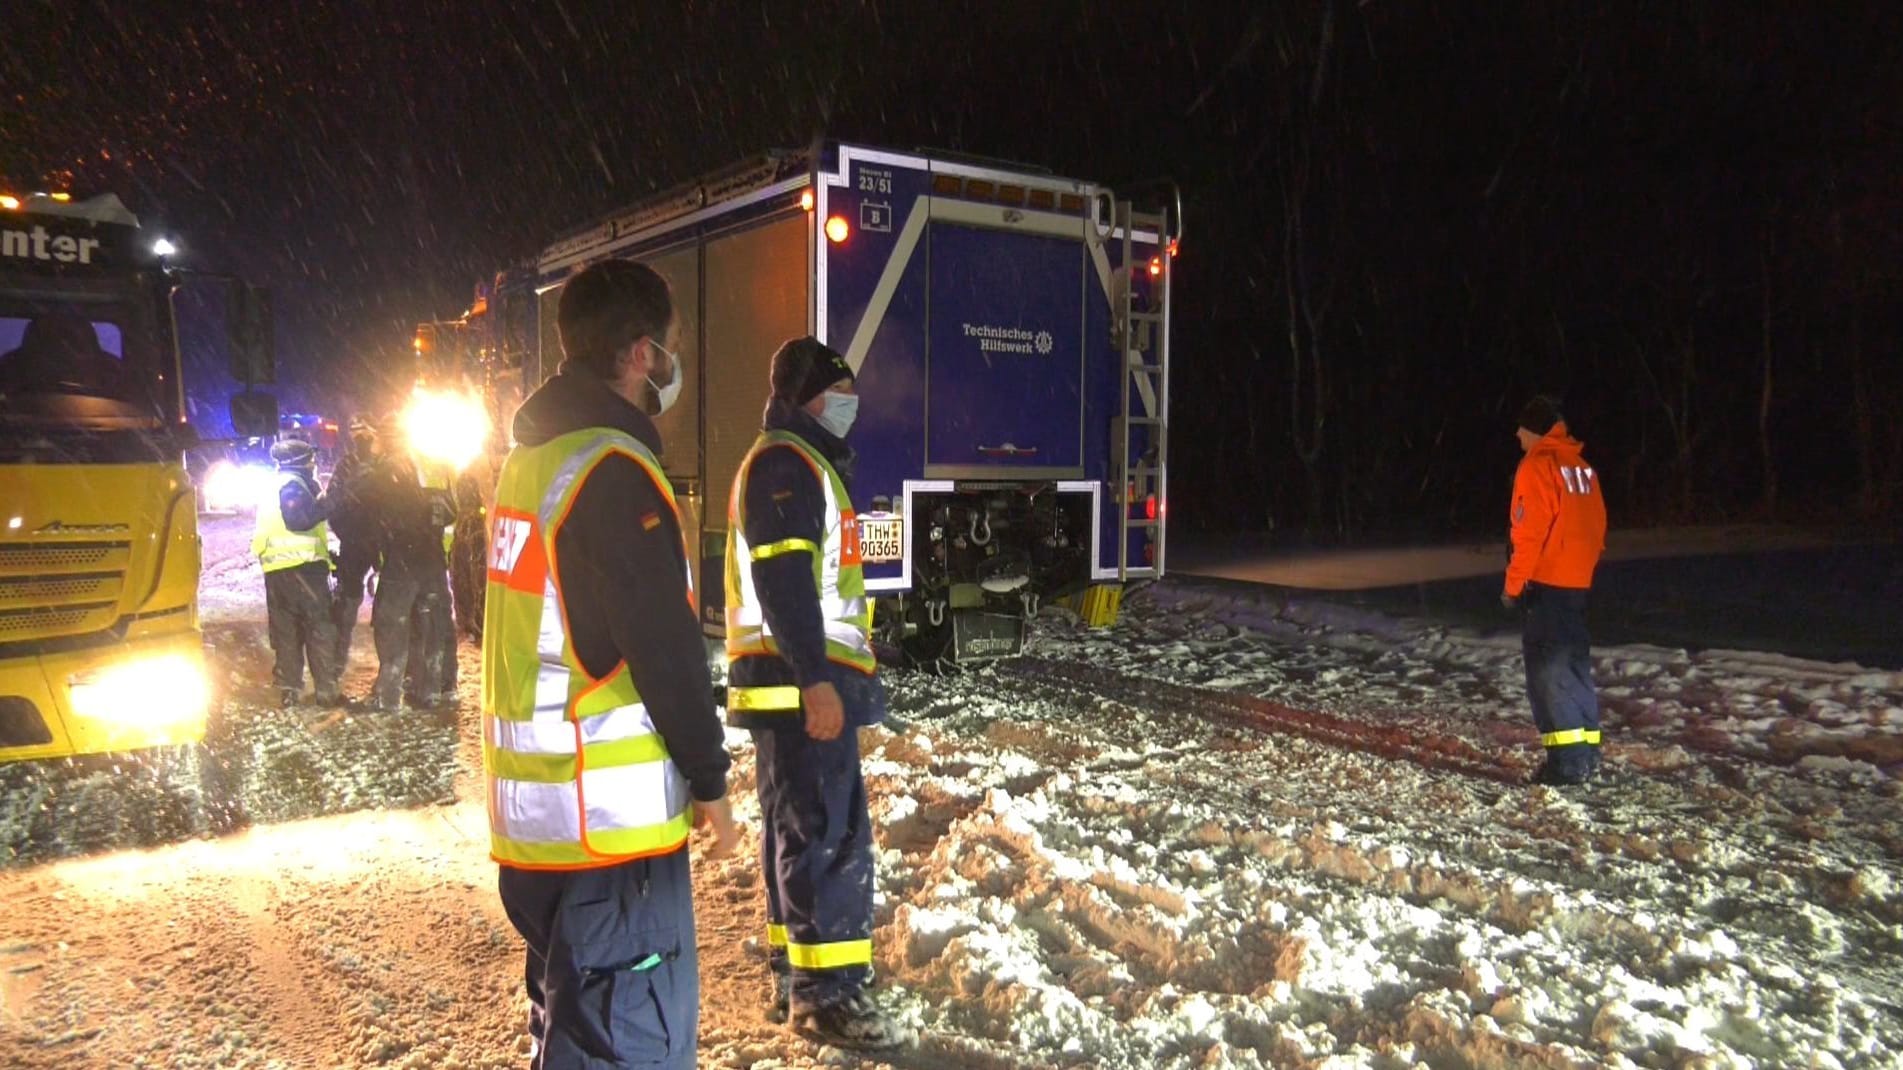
[488,508,547,593]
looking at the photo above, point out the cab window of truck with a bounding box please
[0,278,179,462]
[0,312,129,391]
[0,291,163,418]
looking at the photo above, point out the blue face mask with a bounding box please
[817,391,859,438]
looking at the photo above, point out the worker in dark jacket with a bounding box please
[363,447,455,710]
[326,414,384,668]
[253,438,341,708]
[485,259,738,1070]
[724,337,908,1052]
[406,456,460,706]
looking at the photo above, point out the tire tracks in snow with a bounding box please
[953,654,1903,1048]
[1002,656,1524,786]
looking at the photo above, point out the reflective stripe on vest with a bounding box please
[481,427,695,868]
[252,473,330,573]
[724,431,874,712]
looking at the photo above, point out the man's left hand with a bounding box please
[801,681,845,741]
[1500,592,1519,611]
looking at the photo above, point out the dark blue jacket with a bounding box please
[277,468,328,535]
[730,399,886,731]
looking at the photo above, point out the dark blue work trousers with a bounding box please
[752,724,875,1010]
[1521,582,1602,775]
[498,849,698,1069]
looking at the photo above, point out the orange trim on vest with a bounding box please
[538,444,691,864]
[492,842,687,872]
[571,662,622,860]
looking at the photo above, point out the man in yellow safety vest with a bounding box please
[253,437,341,708]
[724,337,909,1051]
[482,259,737,1069]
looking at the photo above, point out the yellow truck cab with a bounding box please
[0,192,263,762]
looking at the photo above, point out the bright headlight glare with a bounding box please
[203,460,277,511]
[403,388,487,473]
[68,653,210,726]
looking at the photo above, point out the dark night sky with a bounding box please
[6,0,1902,535]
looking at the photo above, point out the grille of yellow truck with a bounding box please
[0,604,116,639]
[0,574,125,609]
[0,543,132,572]
[0,540,134,640]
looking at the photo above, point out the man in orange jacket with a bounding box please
[1502,396,1608,786]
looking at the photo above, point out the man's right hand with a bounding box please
[691,796,740,859]
[801,681,844,741]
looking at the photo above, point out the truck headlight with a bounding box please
[203,459,277,512]
[403,387,487,473]
[68,653,211,726]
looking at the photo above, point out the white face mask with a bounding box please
[645,340,684,416]
[817,390,859,438]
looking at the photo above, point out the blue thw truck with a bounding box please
[461,144,1176,665]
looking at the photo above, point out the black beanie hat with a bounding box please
[270,438,316,469]
[770,336,854,406]
[1517,395,1563,435]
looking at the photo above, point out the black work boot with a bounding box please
[277,687,299,709]
[764,972,790,1024]
[1530,756,1595,786]
[791,991,911,1052]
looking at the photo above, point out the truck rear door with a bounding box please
[925,221,1085,473]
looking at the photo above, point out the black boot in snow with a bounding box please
[764,972,790,1024]
[1530,756,1595,786]
[792,991,911,1052]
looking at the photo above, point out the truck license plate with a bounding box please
[856,514,903,563]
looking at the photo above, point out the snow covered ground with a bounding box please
[3,525,1901,1068]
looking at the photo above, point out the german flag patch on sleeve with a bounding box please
[641,512,663,531]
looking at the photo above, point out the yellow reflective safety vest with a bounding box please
[252,472,330,573]
[724,430,875,719]
[481,427,694,869]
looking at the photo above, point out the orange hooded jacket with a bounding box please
[1505,422,1607,596]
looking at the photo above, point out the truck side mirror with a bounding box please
[229,391,278,439]
[227,283,277,385]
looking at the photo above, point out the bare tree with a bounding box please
[1757,225,1778,518]
[1276,0,1341,535]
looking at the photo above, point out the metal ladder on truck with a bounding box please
[1111,196,1174,581]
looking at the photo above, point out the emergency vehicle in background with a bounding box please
[0,190,274,762]
[422,143,1176,666]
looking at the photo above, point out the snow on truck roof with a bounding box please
[534,142,1098,273]
[1,192,140,227]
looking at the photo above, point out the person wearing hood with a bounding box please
[253,437,342,708]
[723,337,909,1052]
[481,259,738,1070]
[1502,395,1608,786]
[325,414,384,669]
[361,430,455,711]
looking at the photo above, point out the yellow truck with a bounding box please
[0,191,273,763]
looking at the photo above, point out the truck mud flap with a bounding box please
[951,610,1025,662]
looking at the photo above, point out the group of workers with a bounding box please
[479,259,906,1068]
[259,254,1610,1067]
[252,412,460,711]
